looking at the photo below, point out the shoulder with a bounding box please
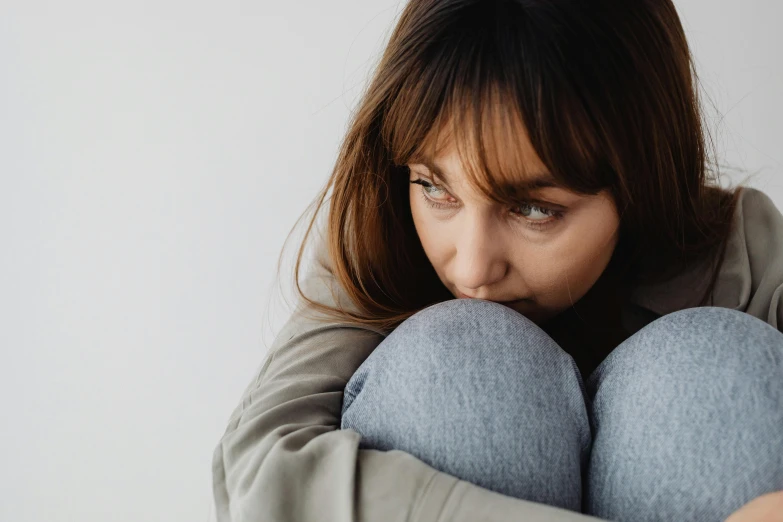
[736,186,783,227]
[711,186,783,330]
[728,186,783,276]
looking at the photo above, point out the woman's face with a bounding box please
[407,138,620,324]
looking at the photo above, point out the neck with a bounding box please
[545,267,629,331]
[539,268,632,378]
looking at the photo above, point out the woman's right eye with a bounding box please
[411,178,446,196]
[419,179,445,196]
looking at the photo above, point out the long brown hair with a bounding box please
[278,0,742,334]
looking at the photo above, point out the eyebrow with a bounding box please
[412,159,561,191]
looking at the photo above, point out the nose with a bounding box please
[450,214,508,293]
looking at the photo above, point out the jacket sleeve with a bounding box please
[211,239,604,522]
[712,187,783,333]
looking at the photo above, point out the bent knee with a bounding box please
[589,306,783,403]
[342,298,587,420]
[374,298,573,369]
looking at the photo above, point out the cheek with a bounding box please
[412,215,445,258]
[557,202,619,274]
[409,191,454,281]
[526,219,618,304]
[410,190,439,253]
[409,189,426,240]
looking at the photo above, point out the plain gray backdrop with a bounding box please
[0,2,781,521]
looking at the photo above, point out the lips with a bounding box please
[456,290,528,304]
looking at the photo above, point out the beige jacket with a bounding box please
[212,186,783,522]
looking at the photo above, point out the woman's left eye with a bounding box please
[512,202,558,220]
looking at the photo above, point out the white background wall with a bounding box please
[0,2,780,521]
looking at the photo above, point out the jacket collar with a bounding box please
[627,254,715,317]
[626,187,749,317]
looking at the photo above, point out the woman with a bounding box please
[213,1,783,521]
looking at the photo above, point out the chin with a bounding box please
[503,301,540,321]
[512,304,560,325]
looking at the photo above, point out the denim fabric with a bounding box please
[340,299,783,522]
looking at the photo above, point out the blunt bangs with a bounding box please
[383,0,612,205]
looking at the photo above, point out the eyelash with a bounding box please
[409,178,566,232]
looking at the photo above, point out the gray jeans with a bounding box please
[340,299,783,522]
